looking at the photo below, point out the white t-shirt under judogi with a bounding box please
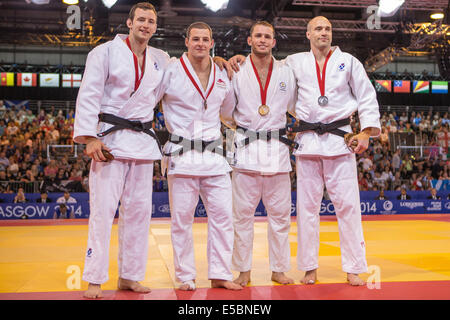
[285,46,381,157]
[232,55,297,174]
[73,34,170,160]
[160,53,235,176]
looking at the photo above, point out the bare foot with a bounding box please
[84,283,103,299]
[347,273,365,286]
[271,272,294,285]
[117,278,151,293]
[301,269,317,285]
[179,280,196,291]
[233,271,251,287]
[211,279,243,290]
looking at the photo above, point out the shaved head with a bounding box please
[307,16,331,32]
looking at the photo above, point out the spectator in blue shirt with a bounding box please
[53,203,74,219]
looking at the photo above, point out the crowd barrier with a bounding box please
[1,192,449,220]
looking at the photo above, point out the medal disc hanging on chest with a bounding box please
[318,95,328,106]
[250,55,273,117]
[258,104,270,116]
[180,55,215,111]
[315,50,333,107]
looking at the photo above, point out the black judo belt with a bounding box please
[287,118,350,138]
[235,125,299,149]
[97,113,162,154]
[164,133,230,159]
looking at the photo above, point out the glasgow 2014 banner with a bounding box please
[1,193,449,220]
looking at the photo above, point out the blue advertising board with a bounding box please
[1,192,449,220]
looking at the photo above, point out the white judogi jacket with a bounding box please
[73,34,170,160]
[285,46,380,157]
[232,55,297,174]
[160,53,235,176]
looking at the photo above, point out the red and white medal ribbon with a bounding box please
[180,55,215,110]
[126,37,146,95]
[315,50,333,106]
[250,55,273,116]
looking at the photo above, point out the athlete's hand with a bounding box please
[228,55,246,72]
[85,137,112,162]
[213,56,234,80]
[347,130,370,154]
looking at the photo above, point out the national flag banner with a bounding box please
[431,81,448,94]
[0,72,14,86]
[374,80,391,92]
[393,80,410,93]
[4,100,30,110]
[62,73,82,88]
[17,73,37,87]
[39,73,60,87]
[413,81,429,94]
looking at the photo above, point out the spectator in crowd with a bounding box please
[36,191,52,203]
[397,187,411,200]
[358,171,368,191]
[0,101,449,196]
[375,189,388,200]
[427,188,441,200]
[44,160,59,177]
[373,171,386,190]
[53,203,74,219]
[392,149,401,171]
[56,191,77,204]
[152,163,167,192]
[0,120,6,137]
[0,151,9,170]
[13,187,27,203]
[410,173,424,190]
[6,121,19,136]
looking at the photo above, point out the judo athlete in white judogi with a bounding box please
[73,3,170,298]
[230,22,297,287]
[159,22,242,291]
[285,16,381,285]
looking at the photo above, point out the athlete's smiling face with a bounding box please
[185,28,214,60]
[127,8,157,42]
[248,25,276,56]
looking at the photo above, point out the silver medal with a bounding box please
[318,95,328,106]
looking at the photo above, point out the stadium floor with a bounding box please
[0,214,450,300]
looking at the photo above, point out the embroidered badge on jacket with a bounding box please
[216,78,227,88]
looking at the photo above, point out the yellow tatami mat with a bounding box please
[1,215,450,294]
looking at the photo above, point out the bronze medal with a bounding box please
[258,104,270,116]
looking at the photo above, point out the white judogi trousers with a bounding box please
[82,159,154,284]
[296,154,367,274]
[231,170,292,273]
[168,174,234,283]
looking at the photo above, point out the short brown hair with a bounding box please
[186,22,213,39]
[128,2,157,21]
[250,21,275,37]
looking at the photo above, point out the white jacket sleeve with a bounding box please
[220,77,236,129]
[73,46,109,144]
[287,67,297,118]
[349,56,381,137]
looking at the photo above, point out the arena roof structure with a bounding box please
[0,0,448,71]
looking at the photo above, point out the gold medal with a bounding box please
[258,104,270,116]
